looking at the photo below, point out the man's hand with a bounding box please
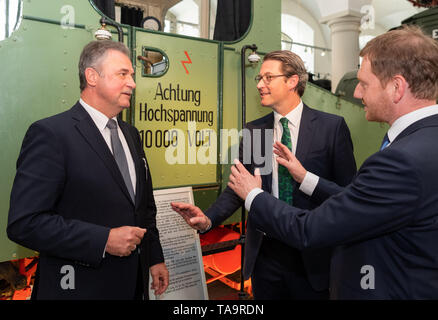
[274,141,307,183]
[150,262,169,296]
[105,226,146,257]
[171,202,211,232]
[228,159,262,200]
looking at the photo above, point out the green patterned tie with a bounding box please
[278,117,293,204]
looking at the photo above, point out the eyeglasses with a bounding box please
[255,74,288,84]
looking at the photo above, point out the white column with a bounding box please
[327,15,361,92]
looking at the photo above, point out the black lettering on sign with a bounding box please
[154,82,201,106]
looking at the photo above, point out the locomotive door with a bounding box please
[132,29,220,189]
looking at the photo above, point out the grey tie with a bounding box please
[106,119,135,202]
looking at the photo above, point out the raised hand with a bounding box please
[274,141,307,183]
[228,159,262,200]
[171,202,212,232]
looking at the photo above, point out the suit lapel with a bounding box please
[260,113,274,194]
[71,103,134,205]
[392,114,438,144]
[293,104,317,191]
[295,104,316,163]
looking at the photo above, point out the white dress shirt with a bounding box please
[79,99,137,194]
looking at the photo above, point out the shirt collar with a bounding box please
[388,104,438,143]
[273,100,303,127]
[79,98,117,131]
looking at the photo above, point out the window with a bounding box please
[359,35,375,50]
[359,35,375,64]
[0,0,22,41]
[138,47,168,77]
[281,14,315,73]
[209,0,217,39]
[164,0,200,37]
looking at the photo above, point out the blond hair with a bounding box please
[263,50,308,97]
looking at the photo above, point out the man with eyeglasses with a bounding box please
[228,26,438,300]
[172,50,356,299]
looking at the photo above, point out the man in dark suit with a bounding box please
[228,26,438,299]
[7,40,169,299]
[172,51,356,299]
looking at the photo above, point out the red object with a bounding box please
[201,227,241,275]
[181,50,192,74]
[407,0,437,7]
[12,258,38,300]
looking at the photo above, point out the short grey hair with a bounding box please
[78,40,131,91]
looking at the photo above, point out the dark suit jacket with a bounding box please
[249,114,438,299]
[205,104,357,291]
[7,102,164,299]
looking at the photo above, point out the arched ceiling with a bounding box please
[296,0,426,31]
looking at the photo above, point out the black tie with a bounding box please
[106,119,135,202]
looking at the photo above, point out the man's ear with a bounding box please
[391,75,407,104]
[84,67,99,88]
[287,74,299,92]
